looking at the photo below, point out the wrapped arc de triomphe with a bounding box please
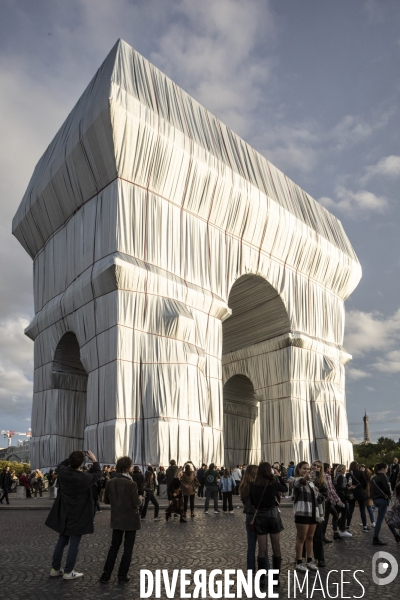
[12,40,361,469]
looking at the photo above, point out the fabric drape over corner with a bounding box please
[13,39,360,469]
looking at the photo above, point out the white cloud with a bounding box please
[373,350,400,374]
[330,111,393,151]
[345,308,400,358]
[319,186,388,218]
[150,0,275,137]
[346,367,371,381]
[360,155,400,184]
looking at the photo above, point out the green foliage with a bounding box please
[0,460,30,477]
[353,437,400,470]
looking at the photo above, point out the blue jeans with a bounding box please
[374,498,388,538]
[52,534,82,574]
[142,493,159,518]
[367,505,375,525]
[205,486,219,512]
[245,514,270,573]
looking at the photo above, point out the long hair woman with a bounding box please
[309,460,328,567]
[293,461,320,572]
[346,461,369,532]
[359,464,375,527]
[249,462,287,585]
[333,464,352,538]
[180,463,197,518]
[141,467,161,521]
[239,465,270,577]
[219,468,236,513]
[323,463,345,541]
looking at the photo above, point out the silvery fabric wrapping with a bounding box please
[12,40,361,469]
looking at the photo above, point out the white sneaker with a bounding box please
[214,510,220,514]
[50,568,64,577]
[371,522,376,527]
[154,516,161,521]
[229,511,234,514]
[339,531,353,538]
[307,562,319,571]
[204,511,209,514]
[63,571,83,580]
[295,563,307,572]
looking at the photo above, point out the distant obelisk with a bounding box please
[363,411,370,444]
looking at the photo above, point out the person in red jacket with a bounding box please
[19,473,32,498]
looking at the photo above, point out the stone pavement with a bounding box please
[1,504,399,599]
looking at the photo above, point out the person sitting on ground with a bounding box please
[165,477,186,522]
[100,456,142,584]
[19,472,31,498]
[45,450,101,580]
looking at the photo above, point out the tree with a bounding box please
[353,437,400,470]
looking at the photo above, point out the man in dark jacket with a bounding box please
[165,460,178,501]
[45,450,101,580]
[0,466,12,504]
[100,456,142,584]
[204,463,220,514]
[196,464,206,498]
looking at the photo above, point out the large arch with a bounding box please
[51,332,88,453]
[16,40,360,468]
[222,274,290,466]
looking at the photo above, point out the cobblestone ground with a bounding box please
[1,505,399,599]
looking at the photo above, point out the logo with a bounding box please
[372,551,398,586]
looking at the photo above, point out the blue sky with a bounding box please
[0,0,399,445]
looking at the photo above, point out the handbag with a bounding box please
[249,484,268,532]
[350,474,368,502]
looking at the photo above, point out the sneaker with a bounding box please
[50,568,64,577]
[229,511,234,514]
[204,511,209,514]
[295,563,307,573]
[339,531,353,538]
[63,571,83,580]
[99,574,109,584]
[307,562,319,571]
[363,526,371,532]
[141,517,146,521]
[371,522,376,527]
[154,516,161,521]
[214,510,220,514]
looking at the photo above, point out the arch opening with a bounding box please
[223,375,259,467]
[222,274,290,466]
[51,332,88,447]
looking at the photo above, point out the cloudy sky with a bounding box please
[1,0,399,445]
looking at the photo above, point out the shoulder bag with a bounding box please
[350,473,368,502]
[372,477,390,505]
[249,484,268,532]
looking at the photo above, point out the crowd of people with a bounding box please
[0,466,55,503]
[32,451,400,586]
